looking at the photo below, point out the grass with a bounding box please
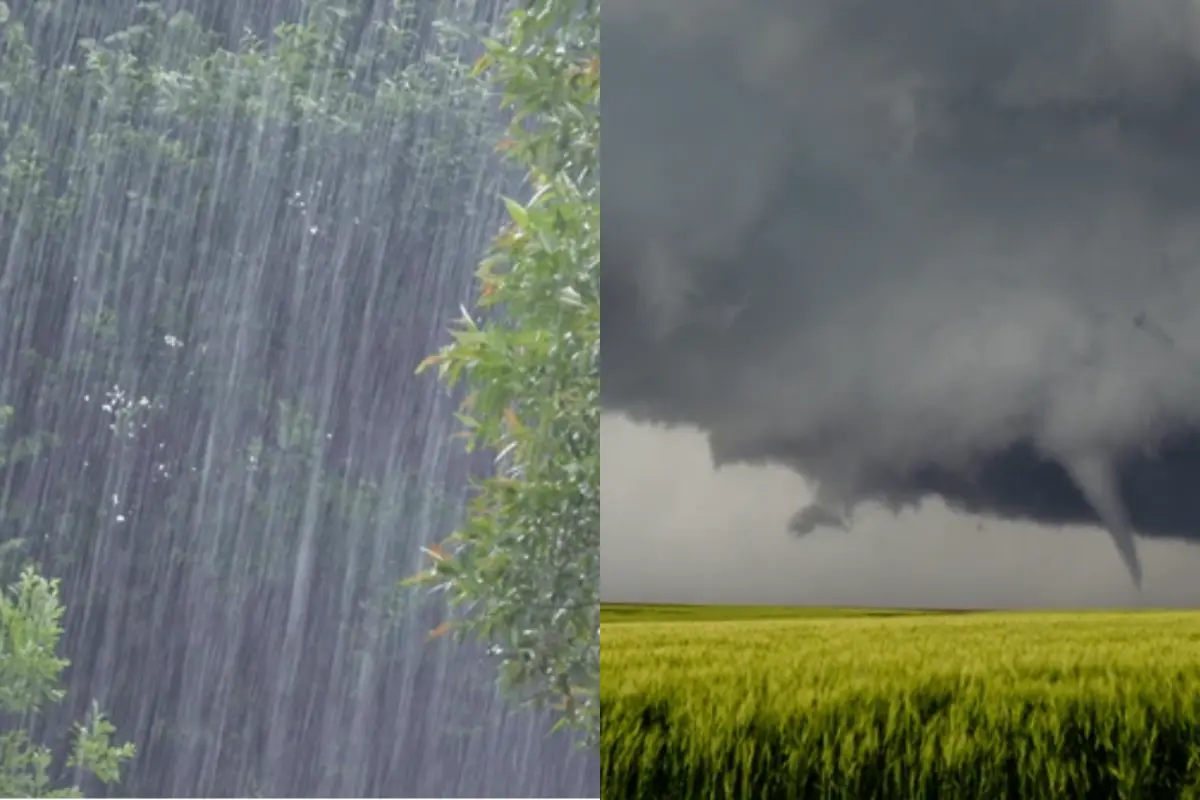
[600,604,1200,799]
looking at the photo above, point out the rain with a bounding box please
[0,0,598,796]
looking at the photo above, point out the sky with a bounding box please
[601,413,1200,607]
[602,0,1200,606]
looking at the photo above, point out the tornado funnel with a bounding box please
[1064,453,1143,589]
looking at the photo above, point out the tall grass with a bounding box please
[601,611,1200,799]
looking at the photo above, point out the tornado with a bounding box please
[1062,453,1142,588]
[603,0,1200,588]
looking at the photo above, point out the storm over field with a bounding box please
[603,0,1200,588]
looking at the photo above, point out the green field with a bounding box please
[601,604,1200,799]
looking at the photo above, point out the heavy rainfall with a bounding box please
[0,0,598,796]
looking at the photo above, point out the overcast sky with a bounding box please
[602,0,1200,607]
[602,413,1200,607]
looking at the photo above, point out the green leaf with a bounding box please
[501,196,529,229]
[410,0,599,748]
[469,53,493,78]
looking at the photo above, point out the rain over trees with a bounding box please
[0,0,598,796]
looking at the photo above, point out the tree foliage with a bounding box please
[0,0,585,794]
[0,369,134,799]
[0,566,135,798]
[411,0,600,743]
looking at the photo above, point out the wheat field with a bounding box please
[601,606,1200,799]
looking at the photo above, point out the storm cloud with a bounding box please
[602,0,1200,586]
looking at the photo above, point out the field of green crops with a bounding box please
[601,604,1200,799]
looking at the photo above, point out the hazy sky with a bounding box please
[602,413,1200,607]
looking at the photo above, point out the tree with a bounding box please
[0,1,591,794]
[0,565,135,798]
[410,0,600,744]
[0,410,134,796]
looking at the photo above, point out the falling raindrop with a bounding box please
[0,1,596,797]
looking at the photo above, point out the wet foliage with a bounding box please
[0,0,598,795]
[411,0,599,746]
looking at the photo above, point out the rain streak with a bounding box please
[0,0,597,796]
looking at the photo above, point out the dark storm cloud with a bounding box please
[602,0,1200,585]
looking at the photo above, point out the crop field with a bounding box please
[601,604,1200,799]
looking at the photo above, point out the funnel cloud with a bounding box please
[603,0,1200,586]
